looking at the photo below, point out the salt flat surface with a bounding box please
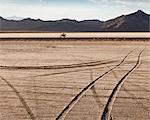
[0,32,150,38]
[0,40,149,120]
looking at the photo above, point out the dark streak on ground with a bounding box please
[0,76,36,120]
[101,49,144,120]
[55,49,135,120]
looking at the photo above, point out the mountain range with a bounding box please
[0,10,149,32]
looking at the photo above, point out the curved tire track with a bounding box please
[101,49,144,120]
[55,49,135,120]
[0,60,117,70]
[0,76,36,120]
[105,60,149,116]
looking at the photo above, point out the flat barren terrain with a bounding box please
[0,32,150,38]
[0,39,149,120]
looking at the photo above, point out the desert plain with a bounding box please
[0,39,149,120]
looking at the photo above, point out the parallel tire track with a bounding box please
[0,76,35,120]
[55,49,136,120]
[101,49,144,120]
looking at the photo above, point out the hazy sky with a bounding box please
[0,0,149,20]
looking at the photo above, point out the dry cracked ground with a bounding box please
[0,39,149,120]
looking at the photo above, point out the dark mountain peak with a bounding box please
[127,10,148,17]
[101,10,149,31]
[136,10,146,14]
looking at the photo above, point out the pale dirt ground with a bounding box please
[0,40,149,120]
[0,32,150,38]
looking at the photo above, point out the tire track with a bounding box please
[6,58,135,82]
[55,49,135,120]
[0,76,36,120]
[90,69,104,107]
[104,60,149,117]
[101,49,144,120]
[0,60,117,70]
[23,66,106,78]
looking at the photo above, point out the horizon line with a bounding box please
[1,9,149,22]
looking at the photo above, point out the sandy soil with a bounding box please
[0,32,150,38]
[0,40,149,120]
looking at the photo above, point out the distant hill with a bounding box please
[0,10,149,32]
[102,10,149,31]
[6,16,24,20]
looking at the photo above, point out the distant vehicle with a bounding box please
[60,33,66,38]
